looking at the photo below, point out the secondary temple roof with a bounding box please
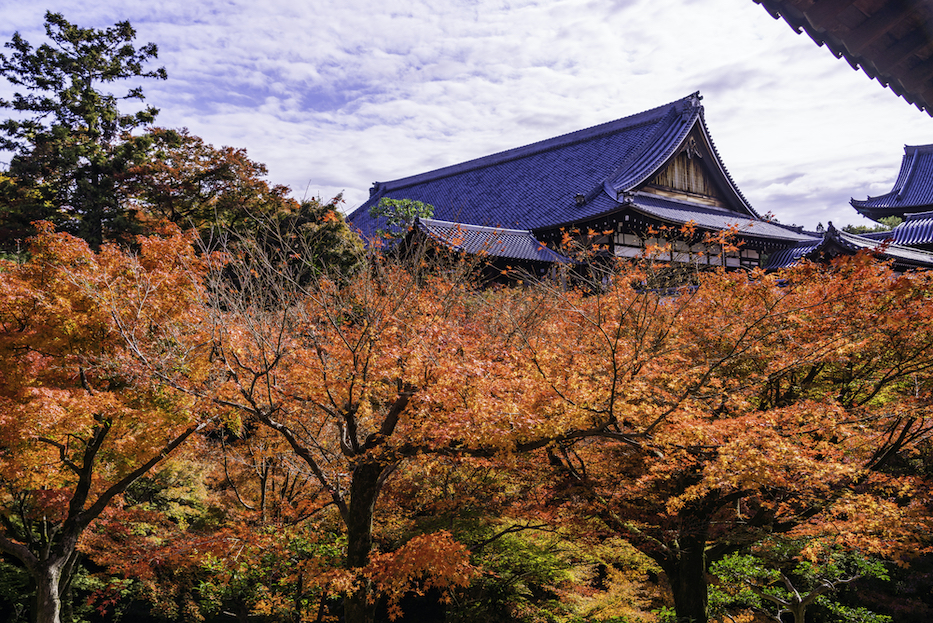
[851,144,933,220]
[412,218,572,264]
[765,221,933,271]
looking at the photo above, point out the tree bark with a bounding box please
[343,460,387,623]
[661,533,709,623]
[34,562,63,623]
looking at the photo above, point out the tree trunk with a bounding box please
[343,460,386,623]
[661,533,709,623]
[34,562,63,623]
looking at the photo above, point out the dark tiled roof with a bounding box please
[765,223,933,270]
[631,193,815,242]
[832,228,933,267]
[753,0,933,116]
[887,210,933,246]
[765,241,820,269]
[349,93,757,239]
[858,230,895,241]
[414,218,572,263]
[852,144,933,217]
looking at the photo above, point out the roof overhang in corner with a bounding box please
[753,0,933,116]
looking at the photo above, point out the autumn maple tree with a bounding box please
[505,254,933,623]
[7,208,932,623]
[0,225,209,623]
[104,224,494,623]
[121,127,292,231]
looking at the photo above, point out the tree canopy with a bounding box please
[2,12,932,623]
[0,225,207,623]
[2,221,932,623]
[0,12,166,247]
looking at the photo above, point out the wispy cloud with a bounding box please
[2,0,931,227]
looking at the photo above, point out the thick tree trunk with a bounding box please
[343,460,386,623]
[661,533,709,623]
[34,562,64,623]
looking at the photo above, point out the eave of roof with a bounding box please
[627,193,816,242]
[753,0,933,116]
[414,218,573,264]
[833,227,933,267]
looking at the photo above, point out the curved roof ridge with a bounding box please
[602,102,696,194]
[370,94,698,196]
[604,98,758,219]
[893,147,920,199]
[851,144,933,210]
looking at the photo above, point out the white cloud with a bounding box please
[1,0,931,228]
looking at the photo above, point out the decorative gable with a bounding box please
[644,140,724,206]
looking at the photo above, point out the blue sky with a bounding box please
[2,0,931,228]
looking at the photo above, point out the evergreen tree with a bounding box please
[0,11,166,247]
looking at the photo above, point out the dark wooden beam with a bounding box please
[902,56,933,91]
[804,0,857,31]
[845,3,912,55]
[872,29,927,74]
[751,0,933,115]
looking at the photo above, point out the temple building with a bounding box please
[348,93,815,271]
[348,94,933,274]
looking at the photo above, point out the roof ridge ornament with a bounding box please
[618,190,636,205]
[682,136,703,160]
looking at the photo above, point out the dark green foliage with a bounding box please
[0,558,30,622]
[449,528,574,623]
[267,195,366,280]
[848,554,933,623]
[0,11,166,247]
[842,216,903,235]
[711,540,891,623]
[369,197,434,239]
[122,127,296,234]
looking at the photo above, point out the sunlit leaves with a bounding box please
[0,224,207,623]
